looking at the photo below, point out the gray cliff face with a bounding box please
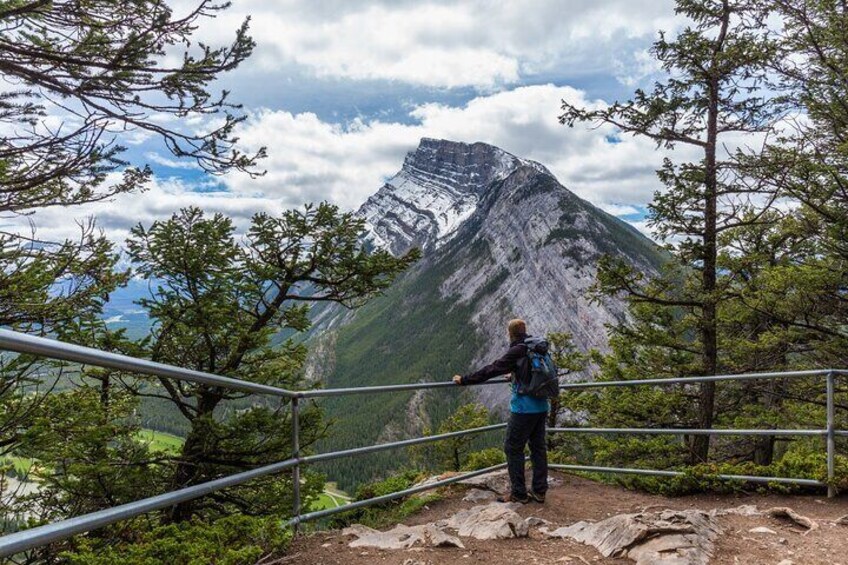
[435,164,661,410]
[346,139,662,413]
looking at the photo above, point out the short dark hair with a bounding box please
[508,319,526,341]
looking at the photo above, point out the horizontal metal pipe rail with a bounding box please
[0,329,295,398]
[0,458,300,557]
[0,329,509,399]
[548,427,827,436]
[557,368,841,390]
[295,378,510,398]
[0,329,844,559]
[303,424,506,465]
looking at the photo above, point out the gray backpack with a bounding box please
[516,337,559,399]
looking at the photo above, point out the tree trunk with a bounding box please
[167,389,221,522]
[99,373,110,414]
[753,371,787,465]
[693,247,718,464]
[752,378,778,466]
[691,36,724,463]
[692,381,715,463]
[95,373,111,462]
[753,434,775,466]
[692,162,718,462]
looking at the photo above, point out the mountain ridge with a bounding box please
[358,138,552,255]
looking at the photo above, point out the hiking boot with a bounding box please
[497,492,530,504]
[529,491,546,504]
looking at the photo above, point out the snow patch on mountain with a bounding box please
[358,138,551,255]
[383,171,478,244]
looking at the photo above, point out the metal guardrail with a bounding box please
[0,328,844,559]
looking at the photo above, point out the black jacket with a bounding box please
[461,334,529,385]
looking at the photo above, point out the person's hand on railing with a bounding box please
[452,375,463,385]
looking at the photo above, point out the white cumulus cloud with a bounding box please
[10,83,715,246]
[1,177,284,245]
[223,83,676,212]
[199,0,680,88]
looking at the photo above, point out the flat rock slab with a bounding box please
[342,501,530,550]
[463,488,497,503]
[343,523,464,550]
[457,470,512,493]
[441,502,530,540]
[544,509,720,565]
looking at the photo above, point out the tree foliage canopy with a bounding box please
[557,0,848,482]
[0,0,262,215]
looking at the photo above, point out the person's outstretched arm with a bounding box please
[452,344,524,385]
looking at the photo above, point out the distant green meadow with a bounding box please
[135,429,185,453]
[311,489,351,511]
[1,455,36,476]
[1,429,184,477]
[4,429,350,513]
[309,482,351,511]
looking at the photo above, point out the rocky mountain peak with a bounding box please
[315,138,666,487]
[358,138,551,256]
[402,138,551,193]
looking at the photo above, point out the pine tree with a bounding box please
[0,0,260,463]
[124,205,419,521]
[742,0,848,368]
[561,0,781,463]
[0,0,260,215]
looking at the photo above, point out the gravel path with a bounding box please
[287,472,848,565]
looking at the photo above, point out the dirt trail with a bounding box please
[288,473,848,564]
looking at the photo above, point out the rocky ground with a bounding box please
[285,471,848,565]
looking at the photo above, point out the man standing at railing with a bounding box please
[452,318,551,504]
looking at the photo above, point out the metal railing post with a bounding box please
[292,396,301,532]
[827,371,836,498]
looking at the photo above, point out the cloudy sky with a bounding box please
[17,0,693,244]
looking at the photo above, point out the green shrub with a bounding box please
[462,448,506,471]
[593,450,848,497]
[63,515,291,565]
[354,469,423,501]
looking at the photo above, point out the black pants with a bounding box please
[504,411,548,497]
